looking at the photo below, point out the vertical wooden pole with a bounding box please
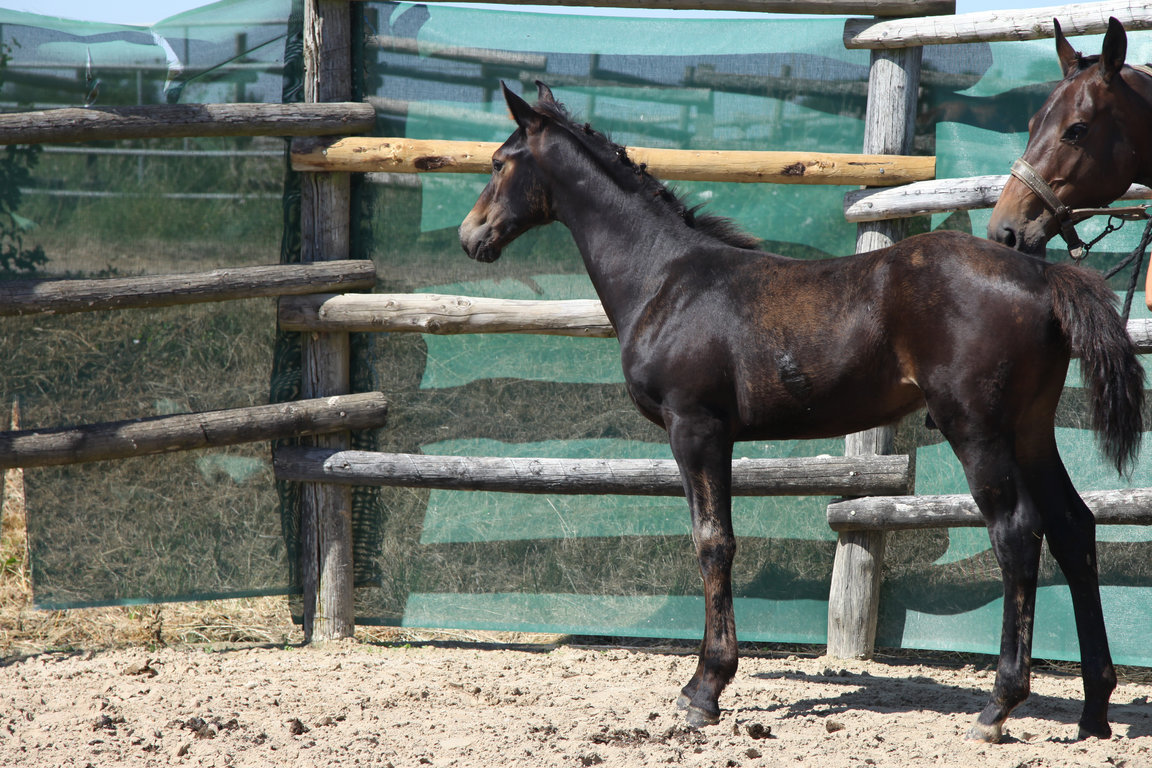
[301,0,355,642]
[827,44,922,659]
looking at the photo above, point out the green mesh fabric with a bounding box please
[0,0,296,607]
[5,1,1151,666]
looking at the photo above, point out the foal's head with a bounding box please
[460,81,760,263]
[459,82,560,263]
[988,17,1148,255]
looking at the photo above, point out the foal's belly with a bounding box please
[626,361,925,443]
[735,387,925,443]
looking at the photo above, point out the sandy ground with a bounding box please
[2,639,1151,768]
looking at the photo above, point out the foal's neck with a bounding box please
[545,154,709,334]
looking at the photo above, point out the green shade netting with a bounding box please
[6,0,1151,666]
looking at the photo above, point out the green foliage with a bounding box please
[0,144,47,274]
[0,41,47,275]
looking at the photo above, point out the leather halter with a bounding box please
[1009,157,1150,260]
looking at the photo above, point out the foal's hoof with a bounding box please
[965,722,1003,743]
[684,705,721,728]
[1076,721,1112,741]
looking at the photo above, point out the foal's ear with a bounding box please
[1054,18,1079,75]
[502,81,545,133]
[1099,16,1127,83]
[535,80,557,105]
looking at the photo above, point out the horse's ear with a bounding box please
[502,81,544,133]
[535,81,557,105]
[1099,16,1127,83]
[1054,18,1079,75]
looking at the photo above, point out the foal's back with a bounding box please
[621,230,1067,443]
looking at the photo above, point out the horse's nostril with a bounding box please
[993,225,1018,250]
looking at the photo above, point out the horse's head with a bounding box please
[459,81,559,263]
[988,17,1144,255]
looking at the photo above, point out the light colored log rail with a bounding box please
[844,177,1152,222]
[274,447,913,497]
[0,393,389,470]
[844,1,1152,49]
[0,103,376,145]
[1,261,376,316]
[1130,319,1152,353]
[828,488,1152,530]
[280,294,1152,353]
[291,137,936,186]
[406,0,956,16]
[279,293,614,336]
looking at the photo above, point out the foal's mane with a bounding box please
[535,99,762,251]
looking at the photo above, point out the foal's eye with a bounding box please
[491,159,504,173]
[1062,123,1088,143]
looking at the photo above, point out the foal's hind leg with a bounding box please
[945,435,1045,743]
[666,413,737,727]
[1030,461,1116,739]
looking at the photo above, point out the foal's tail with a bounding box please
[1048,263,1145,475]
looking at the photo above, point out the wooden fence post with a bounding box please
[827,43,922,659]
[301,0,356,642]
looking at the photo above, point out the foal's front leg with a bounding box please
[667,414,737,726]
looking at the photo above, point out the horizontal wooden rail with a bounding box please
[0,102,376,144]
[844,1,1152,49]
[0,260,377,316]
[280,293,1152,355]
[0,393,389,470]
[411,0,955,16]
[1129,319,1152,354]
[366,35,548,68]
[291,137,936,186]
[844,177,1152,222]
[279,293,614,336]
[828,488,1152,530]
[274,447,913,497]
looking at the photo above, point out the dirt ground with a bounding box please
[3,430,1152,768]
[1,637,1151,768]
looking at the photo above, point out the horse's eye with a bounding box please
[1062,123,1088,143]
[492,159,504,173]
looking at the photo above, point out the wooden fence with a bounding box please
[4,0,1151,656]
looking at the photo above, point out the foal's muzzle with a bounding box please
[459,210,504,263]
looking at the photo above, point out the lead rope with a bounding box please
[1102,214,1152,323]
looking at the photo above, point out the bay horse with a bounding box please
[459,82,1144,742]
[988,17,1152,257]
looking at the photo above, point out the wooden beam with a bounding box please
[844,177,1152,222]
[366,35,548,69]
[410,0,955,17]
[300,0,356,643]
[291,137,935,186]
[0,103,376,145]
[0,261,376,317]
[280,296,1152,355]
[0,393,389,470]
[829,43,922,662]
[845,1,1152,49]
[828,488,1152,530]
[279,293,614,336]
[1129,319,1152,354]
[274,447,913,497]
